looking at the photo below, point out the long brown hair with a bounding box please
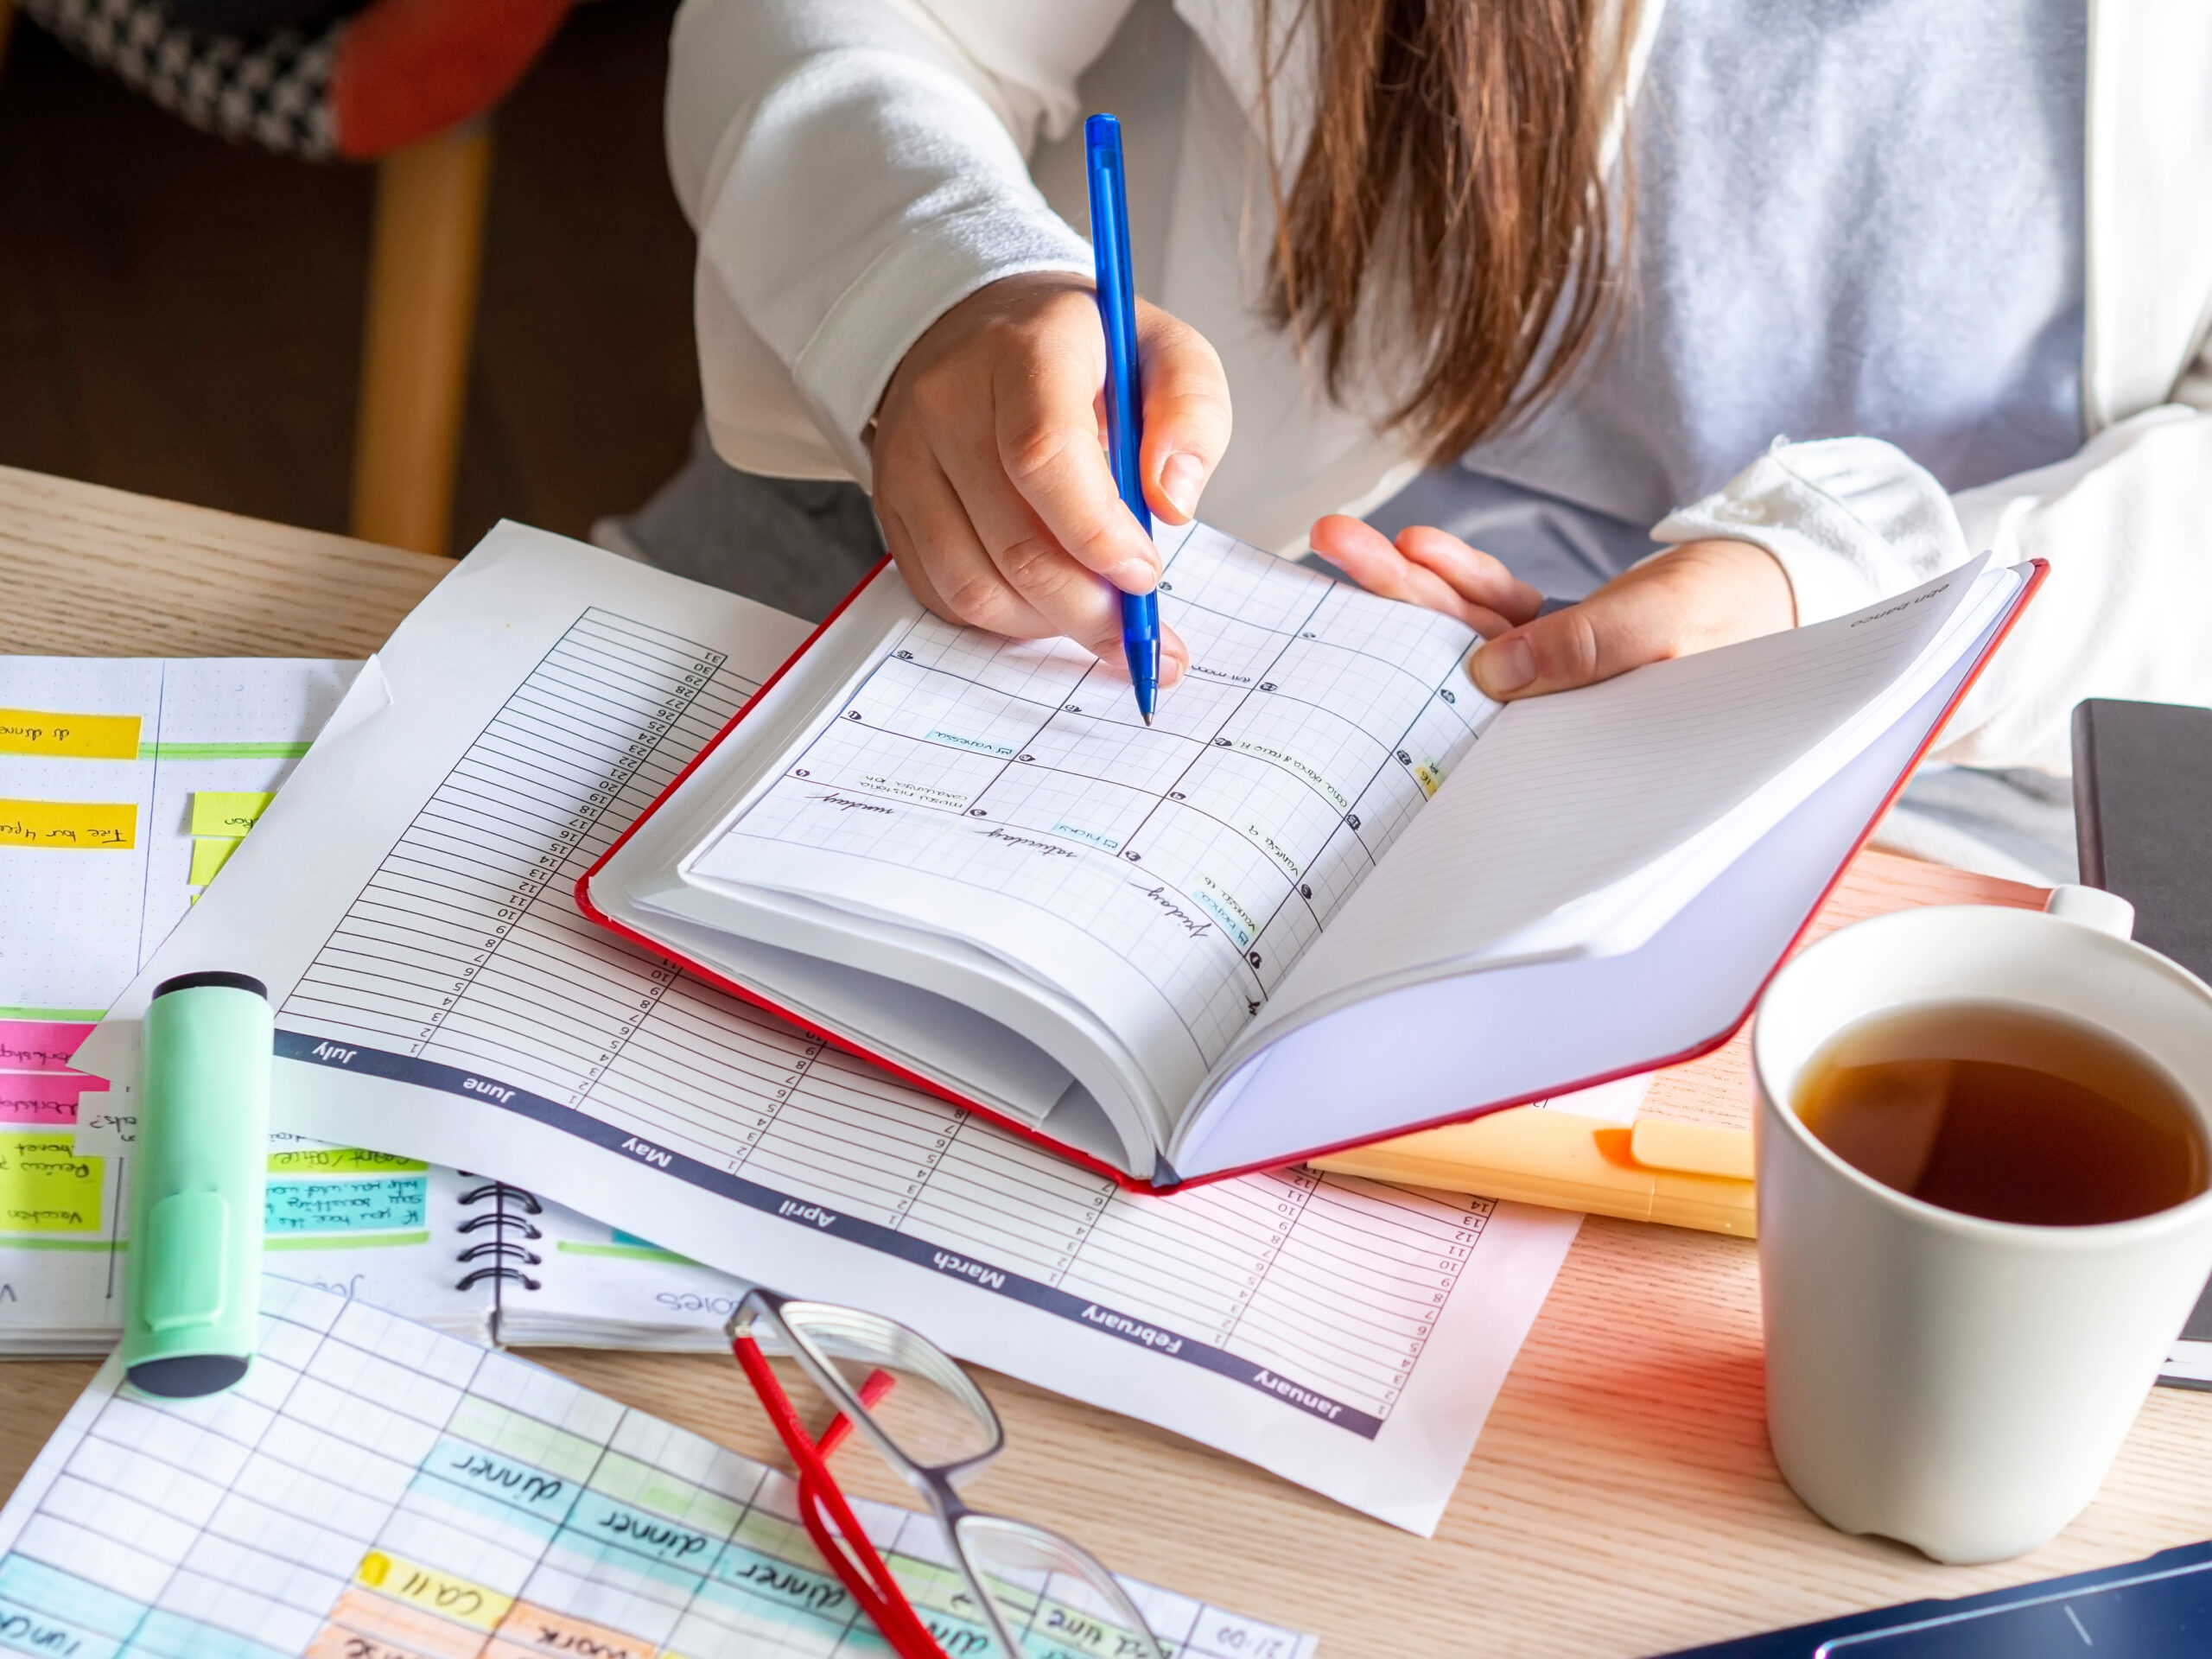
[1261,0,1629,461]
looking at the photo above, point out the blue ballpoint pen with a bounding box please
[1084,113,1160,725]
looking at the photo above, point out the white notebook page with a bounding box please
[688,523,1495,1103]
[1250,559,1990,1042]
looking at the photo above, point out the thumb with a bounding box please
[1466,538,1797,699]
[1135,302,1231,524]
[1466,586,1666,701]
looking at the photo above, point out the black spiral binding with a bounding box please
[455,1177,544,1343]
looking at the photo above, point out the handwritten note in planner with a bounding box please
[702,522,1493,1090]
[0,658,359,1024]
[0,1277,1314,1659]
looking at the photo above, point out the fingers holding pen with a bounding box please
[987,320,1161,587]
[872,276,1187,684]
[1134,302,1231,524]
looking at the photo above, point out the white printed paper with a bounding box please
[73,525,1611,1532]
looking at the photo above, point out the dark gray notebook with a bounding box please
[2074,697,2212,1390]
[1660,1538,2212,1657]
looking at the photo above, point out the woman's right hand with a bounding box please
[869,272,1231,686]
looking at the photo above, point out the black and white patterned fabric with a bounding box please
[20,0,342,159]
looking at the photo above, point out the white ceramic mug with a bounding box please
[1752,887,2212,1564]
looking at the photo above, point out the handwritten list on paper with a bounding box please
[0,1279,1318,1659]
[1,658,359,1020]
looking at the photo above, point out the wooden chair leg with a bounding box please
[350,120,493,556]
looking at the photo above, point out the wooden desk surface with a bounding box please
[4,464,2208,1656]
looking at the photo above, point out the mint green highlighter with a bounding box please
[121,971,271,1397]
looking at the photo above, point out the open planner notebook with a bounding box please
[586,521,2039,1188]
[0,657,753,1354]
[71,526,1651,1533]
[0,1276,1313,1659]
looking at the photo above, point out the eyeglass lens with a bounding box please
[952,1513,1166,1659]
[759,1304,1163,1657]
[778,1300,1001,1474]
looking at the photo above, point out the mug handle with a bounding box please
[2044,883,2136,938]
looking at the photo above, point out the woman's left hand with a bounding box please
[1307,515,1796,700]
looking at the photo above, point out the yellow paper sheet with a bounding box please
[0,708,142,760]
[188,790,276,837]
[0,1132,104,1233]
[188,836,239,886]
[355,1552,512,1632]
[0,799,137,850]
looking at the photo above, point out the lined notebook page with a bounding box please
[1254,563,1983,1037]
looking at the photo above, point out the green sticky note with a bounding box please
[189,791,276,838]
[0,1132,104,1233]
[188,837,239,887]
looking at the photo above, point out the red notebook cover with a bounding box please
[578,559,2048,1194]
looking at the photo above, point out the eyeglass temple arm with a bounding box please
[804,1370,913,1640]
[732,1336,948,1659]
[796,1471,953,1659]
[815,1367,898,1459]
[801,1366,910,1640]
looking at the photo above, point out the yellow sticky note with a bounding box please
[354,1551,512,1631]
[189,791,276,838]
[0,708,142,760]
[0,799,136,850]
[0,1133,104,1233]
[188,836,239,886]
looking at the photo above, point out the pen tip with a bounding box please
[1142,712,1153,726]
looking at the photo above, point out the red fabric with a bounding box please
[331,0,572,159]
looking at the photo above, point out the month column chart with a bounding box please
[284,609,768,1107]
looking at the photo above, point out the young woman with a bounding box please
[657,0,2212,874]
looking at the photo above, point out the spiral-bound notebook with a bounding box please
[0,1150,758,1356]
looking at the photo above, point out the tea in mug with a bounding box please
[1794,1001,2209,1225]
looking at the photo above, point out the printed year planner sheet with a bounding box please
[74,525,1644,1534]
[0,1276,1313,1659]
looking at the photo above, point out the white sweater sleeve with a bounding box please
[666,0,1135,482]
[1650,404,2212,776]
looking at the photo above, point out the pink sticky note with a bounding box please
[0,1020,99,1074]
[0,1086,76,1125]
[0,1072,94,1104]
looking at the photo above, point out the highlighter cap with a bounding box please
[121,971,271,1398]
